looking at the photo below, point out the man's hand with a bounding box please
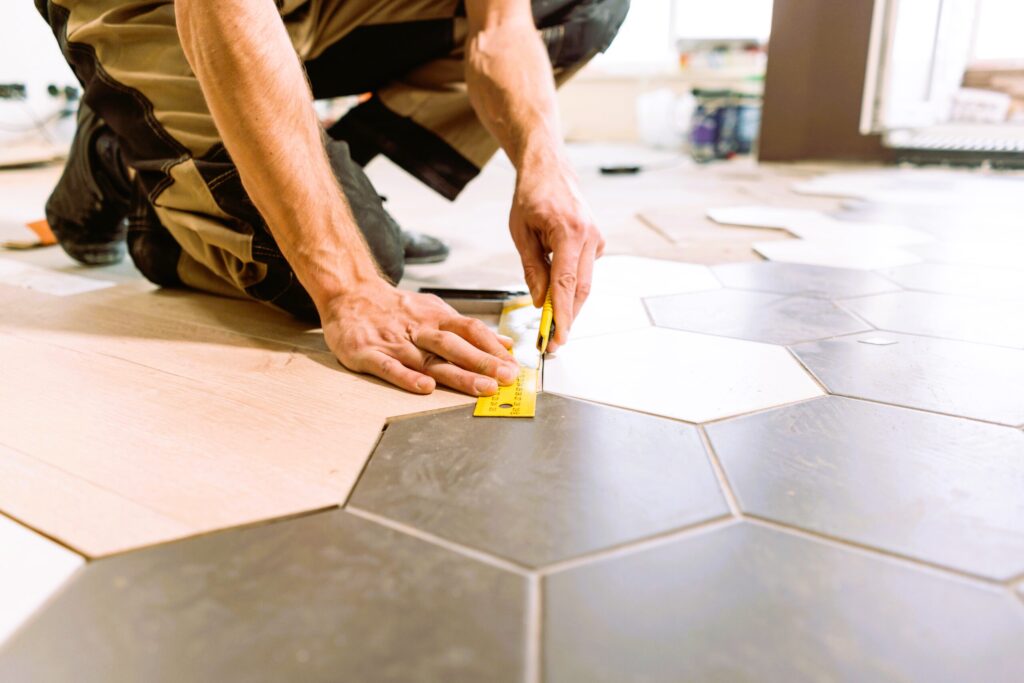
[510,162,604,352]
[322,280,520,396]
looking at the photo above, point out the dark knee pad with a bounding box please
[325,139,405,285]
[126,182,183,288]
[541,0,631,68]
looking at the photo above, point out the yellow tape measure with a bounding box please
[473,289,553,418]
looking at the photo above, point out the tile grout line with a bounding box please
[94,505,343,562]
[345,506,533,577]
[540,515,739,577]
[525,573,543,683]
[744,516,1005,590]
[696,425,742,517]
[0,509,86,561]
[783,345,832,395]
[823,390,1020,429]
[339,423,390,508]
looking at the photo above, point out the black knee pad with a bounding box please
[325,139,405,285]
[126,183,183,288]
[543,0,631,68]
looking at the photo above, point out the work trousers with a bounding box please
[36,0,629,320]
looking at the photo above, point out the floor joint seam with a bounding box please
[539,515,739,577]
[338,423,389,509]
[783,345,832,394]
[743,516,1006,589]
[697,425,742,516]
[824,391,1019,428]
[0,510,86,561]
[525,573,542,683]
[345,506,533,576]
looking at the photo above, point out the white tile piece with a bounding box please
[786,219,932,247]
[879,263,1024,301]
[0,258,115,297]
[792,170,1024,206]
[591,256,720,298]
[544,327,823,423]
[570,294,651,340]
[907,241,1024,271]
[707,206,819,231]
[709,206,931,246]
[0,514,83,645]
[753,241,922,271]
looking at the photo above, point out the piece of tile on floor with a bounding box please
[544,522,1024,683]
[878,263,1024,301]
[350,395,729,568]
[841,290,1024,348]
[544,327,823,423]
[706,396,1024,579]
[708,206,933,247]
[791,332,1024,426]
[590,255,720,298]
[838,202,1024,244]
[637,205,794,247]
[906,241,1024,271]
[754,240,922,270]
[646,289,870,345]
[0,510,527,683]
[711,261,901,299]
[0,514,83,646]
[570,293,651,340]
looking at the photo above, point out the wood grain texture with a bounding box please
[0,284,472,557]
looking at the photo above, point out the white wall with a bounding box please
[0,3,77,147]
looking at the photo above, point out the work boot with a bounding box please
[402,231,450,265]
[45,103,132,265]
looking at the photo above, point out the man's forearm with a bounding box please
[465,5,568,174]
[175,0,380,311]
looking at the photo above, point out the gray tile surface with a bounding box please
[878,263,1024,301]
[0,510,527,683]
[350,394,728,567]
[841,290,1024,348]
[792,332,1024,426]
[544,523,1024,683]
[712,261,902,299]
[838,203,1024,243]
[706,396,1024,579]
[646,289,870,345]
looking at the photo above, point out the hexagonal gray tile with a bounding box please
[791,332,1024,426]
[349,394,729,568]
[841,290,1024,348]
[646,289,870,345]
[545,523,1024,683]
[878,263,1024,301]
[0,510,527,683]
[711,261,901,299]
[706,396,1024,579]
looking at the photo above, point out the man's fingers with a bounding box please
[517,236,550,307]
[573,242,596,320]
[414,329,519,386]
[396,341,500,398]
[441,316,516,362]
[424,359,500,397]
[355,350,435,394]
[549,242,582,347]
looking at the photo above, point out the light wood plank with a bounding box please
[0,286,471,557]
[0,443,190,557]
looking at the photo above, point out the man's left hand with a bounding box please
[509,161,604,353]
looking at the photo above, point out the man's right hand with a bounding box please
[321,280,520,396]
